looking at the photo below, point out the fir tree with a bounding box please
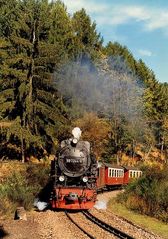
[0,0,69,160]
[72,8,103,59]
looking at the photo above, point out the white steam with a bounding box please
[34,198,48,211]
[94,200,107,210]
[72,127,82,140]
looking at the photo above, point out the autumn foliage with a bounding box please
[74,113,110,159]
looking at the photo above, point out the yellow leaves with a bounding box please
[0,121,13,128]
[74,112,111,159]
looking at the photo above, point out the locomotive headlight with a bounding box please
[72,138,78,144]
[59,175,65,182]
[82,176,88,183]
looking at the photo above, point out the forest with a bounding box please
[0,0,168,166]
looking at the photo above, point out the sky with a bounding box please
[62,0,168,83]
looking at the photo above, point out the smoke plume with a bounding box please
[54,55,144,122]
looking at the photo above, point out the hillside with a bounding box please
[0,0,168,165]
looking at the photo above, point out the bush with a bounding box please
[0,163,50,215]
[117,165,168,222]
[25,164,50,187]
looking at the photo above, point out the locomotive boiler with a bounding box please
[50,127,98,210]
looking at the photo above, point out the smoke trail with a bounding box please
[54,55,144,122]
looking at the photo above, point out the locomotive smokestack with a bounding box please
[71,127,82,146]
[72,127,82,141]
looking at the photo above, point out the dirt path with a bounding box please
[0,210,85,239]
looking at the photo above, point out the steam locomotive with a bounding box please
[50,127,142,210]
[50,127,98,209]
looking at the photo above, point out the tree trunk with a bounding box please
[20,128,25,163]
[144,145,152,161]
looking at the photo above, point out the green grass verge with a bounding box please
[108,199,168,239]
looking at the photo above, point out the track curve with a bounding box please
[65,211,94,239]
[82,211,135,239]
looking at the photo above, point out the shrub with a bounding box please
[25,163,50,188]
[0,163,50,215]
[117,165,168,222]
[0,172,35,211]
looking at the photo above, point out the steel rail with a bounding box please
[82,211,135,239]
[65,211,95,239]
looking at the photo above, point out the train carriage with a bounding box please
[97,162,106,190]
[104,164,124,188]
[123,166,142,184]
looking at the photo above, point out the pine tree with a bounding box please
[0,0,69,160]
[48,0,75,61]
[72,8,103,59]
[105,41,137,74]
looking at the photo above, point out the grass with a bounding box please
[108,199,168,239]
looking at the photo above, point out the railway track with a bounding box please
[65,210,134,239]
[82,211,134,239]
[65,211,94,239]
